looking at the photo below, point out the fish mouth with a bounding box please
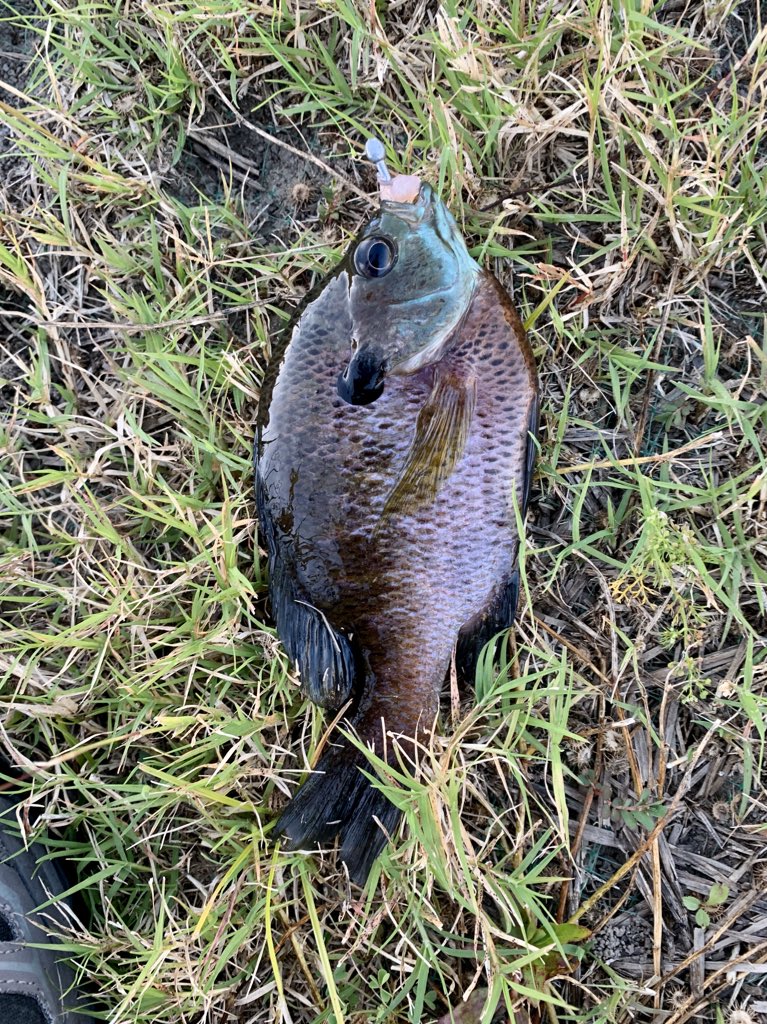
[337,347,386,406]
[380,182,433,223]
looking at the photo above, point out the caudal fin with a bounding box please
[275,744,401,884]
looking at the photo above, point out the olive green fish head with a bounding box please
[338,181,480,406]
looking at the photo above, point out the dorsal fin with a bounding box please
[382,370,476,519]
[522,392,540,514]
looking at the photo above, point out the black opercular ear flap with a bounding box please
[337,348,386,406]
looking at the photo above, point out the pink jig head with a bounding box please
[365,137,422,205]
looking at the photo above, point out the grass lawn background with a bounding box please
[0,0,766,1021]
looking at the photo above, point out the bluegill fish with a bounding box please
[256,140,538,883]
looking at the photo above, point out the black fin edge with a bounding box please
[255,472,357,709]
[455,570,520,685]
[522,391,540,515]
[276,746,401,885]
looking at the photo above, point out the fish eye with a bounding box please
[354,236,397,279]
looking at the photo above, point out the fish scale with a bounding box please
[256,148,538,882]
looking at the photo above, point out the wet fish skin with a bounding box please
[256,185,538,882]
[341,183,478,400]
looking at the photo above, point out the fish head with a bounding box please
[337,180,479,406]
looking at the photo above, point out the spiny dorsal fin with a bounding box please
[382,370,476,519]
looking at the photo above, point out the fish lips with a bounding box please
[337,347,386,406]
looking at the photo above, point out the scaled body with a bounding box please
[256,178,537,882]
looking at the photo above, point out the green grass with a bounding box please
[1,0,766,1021]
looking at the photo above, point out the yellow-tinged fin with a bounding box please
[383,370,476,518]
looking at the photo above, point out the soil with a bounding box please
[0,0,39,162]
[165,111,368,245]
[590,911,653,966]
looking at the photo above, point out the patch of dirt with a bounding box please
[165,111,367,244]
[591,910,653,967]
[0,289,34,406]
[716,0,767,70]
[0,0,39,163]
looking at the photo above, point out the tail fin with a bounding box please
[275,744,401,884]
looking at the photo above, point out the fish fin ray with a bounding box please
[256,470,356,710]
[456,570,520,686]
[383,371,476,518]
[273,563,357,709]
[522,392,540,514]
[276,744,401,884]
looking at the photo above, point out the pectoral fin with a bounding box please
[383,371,476,518]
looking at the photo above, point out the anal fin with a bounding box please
[269,560,357,710]
[456,570,520,686]
[522,393,539,514]
[257,467,358,711]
